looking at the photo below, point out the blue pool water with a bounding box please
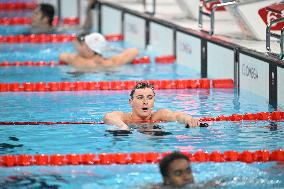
[0,162,283,189]
[0,23,284,188]
[0,42,200,82]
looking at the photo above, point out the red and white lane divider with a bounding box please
[0,34,76,43]
[0,79,234,92]
[0,2,37,10]
[0,61,58,67]
[0,149,283,167]
[200,111,284,122]
[0,17,80,26]
[131,55,176,64]
[0,111,283,126]
[0,55,174,66]
[0,34,124,43]
[155,55,176,64]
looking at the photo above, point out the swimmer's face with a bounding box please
[74,40,94,58]
[31,7,46,27]
[129,88,155,119]
[165,159,194,187]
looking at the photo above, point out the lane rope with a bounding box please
[0,2,37,10]
[0,149,283,167]
[0,34,124,43]
[0,79,234,92]
[0,112,283,126]
[0,17,80,25]
[0,54,175,67]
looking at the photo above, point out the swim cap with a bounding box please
[84,33,106,55]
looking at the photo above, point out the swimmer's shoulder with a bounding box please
[151,109,172,121]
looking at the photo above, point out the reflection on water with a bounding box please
[0,174,66,189]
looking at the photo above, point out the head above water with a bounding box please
[130,82,155,99]
[159,151,194,187]
[84,32,107,55]
[37,3,55,26]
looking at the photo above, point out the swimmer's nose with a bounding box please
[142,98,148,104]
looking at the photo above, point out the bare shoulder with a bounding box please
[151,109,173,120]
[59,53,76,63]
[105,111,125,117]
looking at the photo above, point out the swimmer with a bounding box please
[104,82,200,130]
[30,3,55,34]
[150,151,194,188]
[59,32,139,71]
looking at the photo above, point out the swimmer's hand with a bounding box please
[186,122,209,128]
[185,118,200,127]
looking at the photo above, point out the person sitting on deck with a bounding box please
[59,32,139,71]
[103,82,200,130]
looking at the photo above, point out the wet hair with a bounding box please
[159,152,190,178]
[39,3,55,26]
[130,82,155,99]
[76,32,88,43]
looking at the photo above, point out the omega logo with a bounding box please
[241,64,258,79]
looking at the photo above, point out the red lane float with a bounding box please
[155,55,176,64]
[0,121,105,125]
[200,111,284,122]
[0,61,58,67]
[0,34,76,43]
[104,34,124,41]
[0,111,283,126]
[0,149,282,167]
[0,34,122,43]
[0,17,31,25]
[132,56,151,64]
[0,17,80,26]
[63,18,80,25]
[0,2,37,10]
[0,79,233,92]
[212,79,234,88]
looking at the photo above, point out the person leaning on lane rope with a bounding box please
[104,82,200,130]
[59,32,139,72]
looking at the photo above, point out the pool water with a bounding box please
[0,42,200,82]
[0,162,283,189]
[0,13,283,188]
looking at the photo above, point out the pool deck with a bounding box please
[105,0,280,55]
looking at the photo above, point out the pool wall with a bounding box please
[91,1,284,109]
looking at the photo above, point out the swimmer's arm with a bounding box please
[110,48,139,66]
[59,53,76,65]
[155,109,200,127]
[104,111,129,130]
[59,53,98,69]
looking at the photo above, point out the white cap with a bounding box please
[84,33,106,54]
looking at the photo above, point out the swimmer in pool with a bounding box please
[146,152,222,189]
[104,82,200,130]
[59,32,139,72]
[29,3,55,34]
[159,151,194,187]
